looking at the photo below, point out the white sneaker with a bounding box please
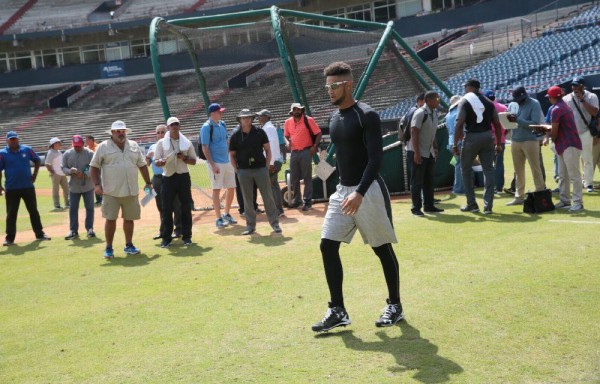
[586,186,594,193]
[505,199,524,206]
[554,201,571,209]
[568,203,583,212]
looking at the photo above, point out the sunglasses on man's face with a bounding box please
[157,131,166,134]
[325,81,347,91]
[169,123,180,126]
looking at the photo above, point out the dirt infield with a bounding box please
[9,188,329,243]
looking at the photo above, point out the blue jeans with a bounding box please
[494,143,505,192]
[453,155,465,194]
[69,190,94,233]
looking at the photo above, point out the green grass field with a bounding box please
[1,146,599,383]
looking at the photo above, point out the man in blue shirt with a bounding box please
[200,103,238,229]
[0,131,51,246]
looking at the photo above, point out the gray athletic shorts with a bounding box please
[321,179,397,247]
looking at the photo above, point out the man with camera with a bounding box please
[563,76,599,193]
[153,117,197,247]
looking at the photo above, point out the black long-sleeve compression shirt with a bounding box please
[329,101,383,196]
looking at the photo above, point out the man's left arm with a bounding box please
[341,112,382,215]
[308,117,322,155]
[135,147,152,190]
[581,93,599,116]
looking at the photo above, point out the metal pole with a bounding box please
[149,17,170,119]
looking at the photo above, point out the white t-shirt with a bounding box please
[261,121,282,164]
[44,149,65,176]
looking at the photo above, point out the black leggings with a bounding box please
[320,238,400,309]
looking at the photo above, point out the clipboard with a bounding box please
[498,112,518,130]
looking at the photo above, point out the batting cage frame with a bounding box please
[148,6,454,209]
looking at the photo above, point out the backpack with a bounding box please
[399,106,428,143]
[198,123,214,160]
[303,115,320,146]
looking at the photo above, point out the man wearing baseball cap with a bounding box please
[0,131,51,245]
[200,103,238,229]
[90,120,153,259]
[62,135,96,240]
[283,102,322,211]
[563,76,599,192]
[45,137,69,209]
[533,86,583,211]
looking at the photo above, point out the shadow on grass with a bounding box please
[66,237,104,248]
[0,240,44,256]
[166,244,213,257]
[211,226,293,246]
[318,322,463,383]
[100,253,161,267]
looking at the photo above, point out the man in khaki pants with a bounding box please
[505,86,546,206]
[45,137,69,209]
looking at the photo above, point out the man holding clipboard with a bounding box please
[531,86,583,212]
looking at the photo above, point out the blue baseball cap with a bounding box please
[571,76,585,86]
[6,131,18,140]
[208,103,225,114]
[484,89,495,98]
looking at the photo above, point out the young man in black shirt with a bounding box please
[312,62,403,332]
[229,109,282,235]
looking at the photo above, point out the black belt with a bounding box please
[292,147,311,152]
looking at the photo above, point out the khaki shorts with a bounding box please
[207,162,236,189]
[102,195,141,221]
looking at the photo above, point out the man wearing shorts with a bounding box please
[200,103,238,228]
[90,120,152,259]
[312,62,403,332]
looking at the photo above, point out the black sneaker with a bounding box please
[160,241,171,248]
[301,204,312,212]
[3,239,14,246]
[65,231,79,240]
[460,204,480,213]
[288,202,302,209]
[183,238,192,246]
[411,208,425,217]
[36,234,51,241]
[375,300,405,327]
[311,305,351,332]
[424,206,444,213]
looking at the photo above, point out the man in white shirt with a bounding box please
[563,76,599,192]
[257,109,284,215]
[45,137,69,209]
[154,117,197,248]
[90,120,152,259]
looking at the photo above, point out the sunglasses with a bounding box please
[169,123,180,126]
[325,81,347,91]
[157,131,166,134]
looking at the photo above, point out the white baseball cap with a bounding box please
[48,137,61,147]
[167,116,180,126]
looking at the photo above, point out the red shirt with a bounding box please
[283,115,320,151]
[491,100,508,144]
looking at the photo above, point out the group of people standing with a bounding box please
[407,75,598,216]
